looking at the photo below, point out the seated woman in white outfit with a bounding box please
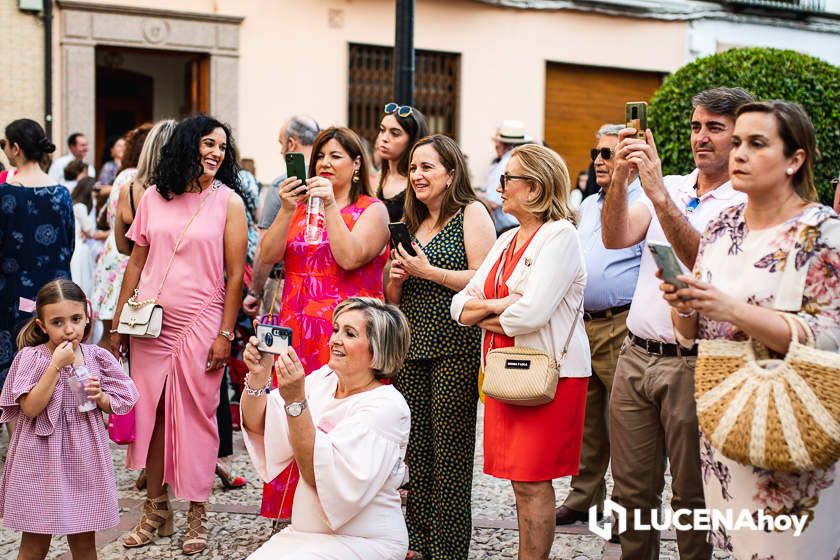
[241,297,412,560]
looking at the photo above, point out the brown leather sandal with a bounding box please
[122,494,174,548]
[182,502,208,555]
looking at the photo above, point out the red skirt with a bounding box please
[483,376,588,481]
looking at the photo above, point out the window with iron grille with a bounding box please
[348,43,460,147]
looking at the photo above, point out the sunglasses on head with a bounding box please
[384,102,414,119]
[590,147,614,161]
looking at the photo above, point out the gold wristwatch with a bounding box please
[219,329,234,341]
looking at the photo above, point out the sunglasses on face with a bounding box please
[384,102,414,118]
[590,147,614,161]
[499,173,532,192]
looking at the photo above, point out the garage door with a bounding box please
[544,62,664,183]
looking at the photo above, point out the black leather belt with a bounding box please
[268,267,284,280]
[584,303,631,321]
[629,332,697,357]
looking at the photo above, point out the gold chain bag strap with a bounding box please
[117,184,219,338]
[695,211,840,471]
[481,242,583,406]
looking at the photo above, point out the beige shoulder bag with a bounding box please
[117,184,219,338]
[481,243,583,406]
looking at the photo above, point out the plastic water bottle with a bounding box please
[70,365,98,412]
[304,196,325,244]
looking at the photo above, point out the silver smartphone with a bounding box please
[255,324,293,355]
[647,241,689,292]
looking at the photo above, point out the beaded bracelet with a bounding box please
[244,373,271,397]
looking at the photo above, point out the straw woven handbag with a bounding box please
[694,209,840,472]
[695,314,840,472]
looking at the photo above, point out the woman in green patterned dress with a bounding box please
[385,134,496,559]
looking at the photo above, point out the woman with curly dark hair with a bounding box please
[111,114,248,555]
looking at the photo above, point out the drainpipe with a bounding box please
[393,0,414,106]
[43,0,53,138]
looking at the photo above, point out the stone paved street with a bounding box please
[0,404,732,559]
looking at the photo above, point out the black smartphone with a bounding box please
[285,152,307,191]
[647,242,689,292]
[388,222,417,257]
[255,324,293,355]
[625,101,648,140]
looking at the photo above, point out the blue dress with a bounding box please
[0,183,74,389]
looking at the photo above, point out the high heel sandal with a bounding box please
[182,502,208,555]
[216,461,247,489]
[122,494,174,548]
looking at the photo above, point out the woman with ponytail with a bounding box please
[0,119,74,401]
[0,278,138,559]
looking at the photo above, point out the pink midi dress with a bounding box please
[125,182,231,502]
[0,344,139,534]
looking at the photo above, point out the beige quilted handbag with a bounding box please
[695,313,840,472]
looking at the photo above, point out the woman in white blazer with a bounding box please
[451,144,591,560]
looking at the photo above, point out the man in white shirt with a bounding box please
[601,87,755,559]
[48,132,95,185]
[479,121,532,234]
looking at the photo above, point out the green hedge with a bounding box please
[649,47,840,204]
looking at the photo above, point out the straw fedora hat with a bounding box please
[493,120,533,144]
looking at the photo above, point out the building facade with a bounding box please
[1,0,837,185]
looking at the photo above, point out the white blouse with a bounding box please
[242,366,410,560]
[450,220,591,378]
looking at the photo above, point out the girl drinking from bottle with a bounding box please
[0,278,138,560]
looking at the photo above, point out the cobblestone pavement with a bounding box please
[0,404,732,559]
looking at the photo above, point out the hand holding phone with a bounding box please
[647,242,689,293]
[256,324,293,355]
[285,152,307,191]
[625,102,648,140]
[388,222,417,257]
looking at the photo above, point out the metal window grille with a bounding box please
[348,43,460,146]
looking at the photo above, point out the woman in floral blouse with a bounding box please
[660,101,840,559]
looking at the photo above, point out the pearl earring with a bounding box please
[786,167,794,176]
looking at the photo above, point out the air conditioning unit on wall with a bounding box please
[19,0,44,12]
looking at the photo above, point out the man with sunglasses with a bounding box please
[555,124,644,527]
[601,87,754,560]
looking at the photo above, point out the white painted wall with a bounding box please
[688,18,840,66]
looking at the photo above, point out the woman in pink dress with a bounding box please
[259,126,390,520]
[111,115,248,555]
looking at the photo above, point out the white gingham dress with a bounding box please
[0,344,138,534]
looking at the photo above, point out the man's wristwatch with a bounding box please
[218,329,235,341]
[284,399,308,417]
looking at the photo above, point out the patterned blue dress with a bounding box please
[0,183,74,390]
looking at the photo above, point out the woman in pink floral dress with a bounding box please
[259,126,390,520]
[661,101,840,559]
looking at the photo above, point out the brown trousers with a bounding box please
[562,310,628,513]
[609,337,711,560]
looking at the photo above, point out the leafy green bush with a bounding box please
[649,47,840,204]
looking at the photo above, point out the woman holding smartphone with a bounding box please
[385,135,495,559]
[376,103,429,222]
[258,126,390,520]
